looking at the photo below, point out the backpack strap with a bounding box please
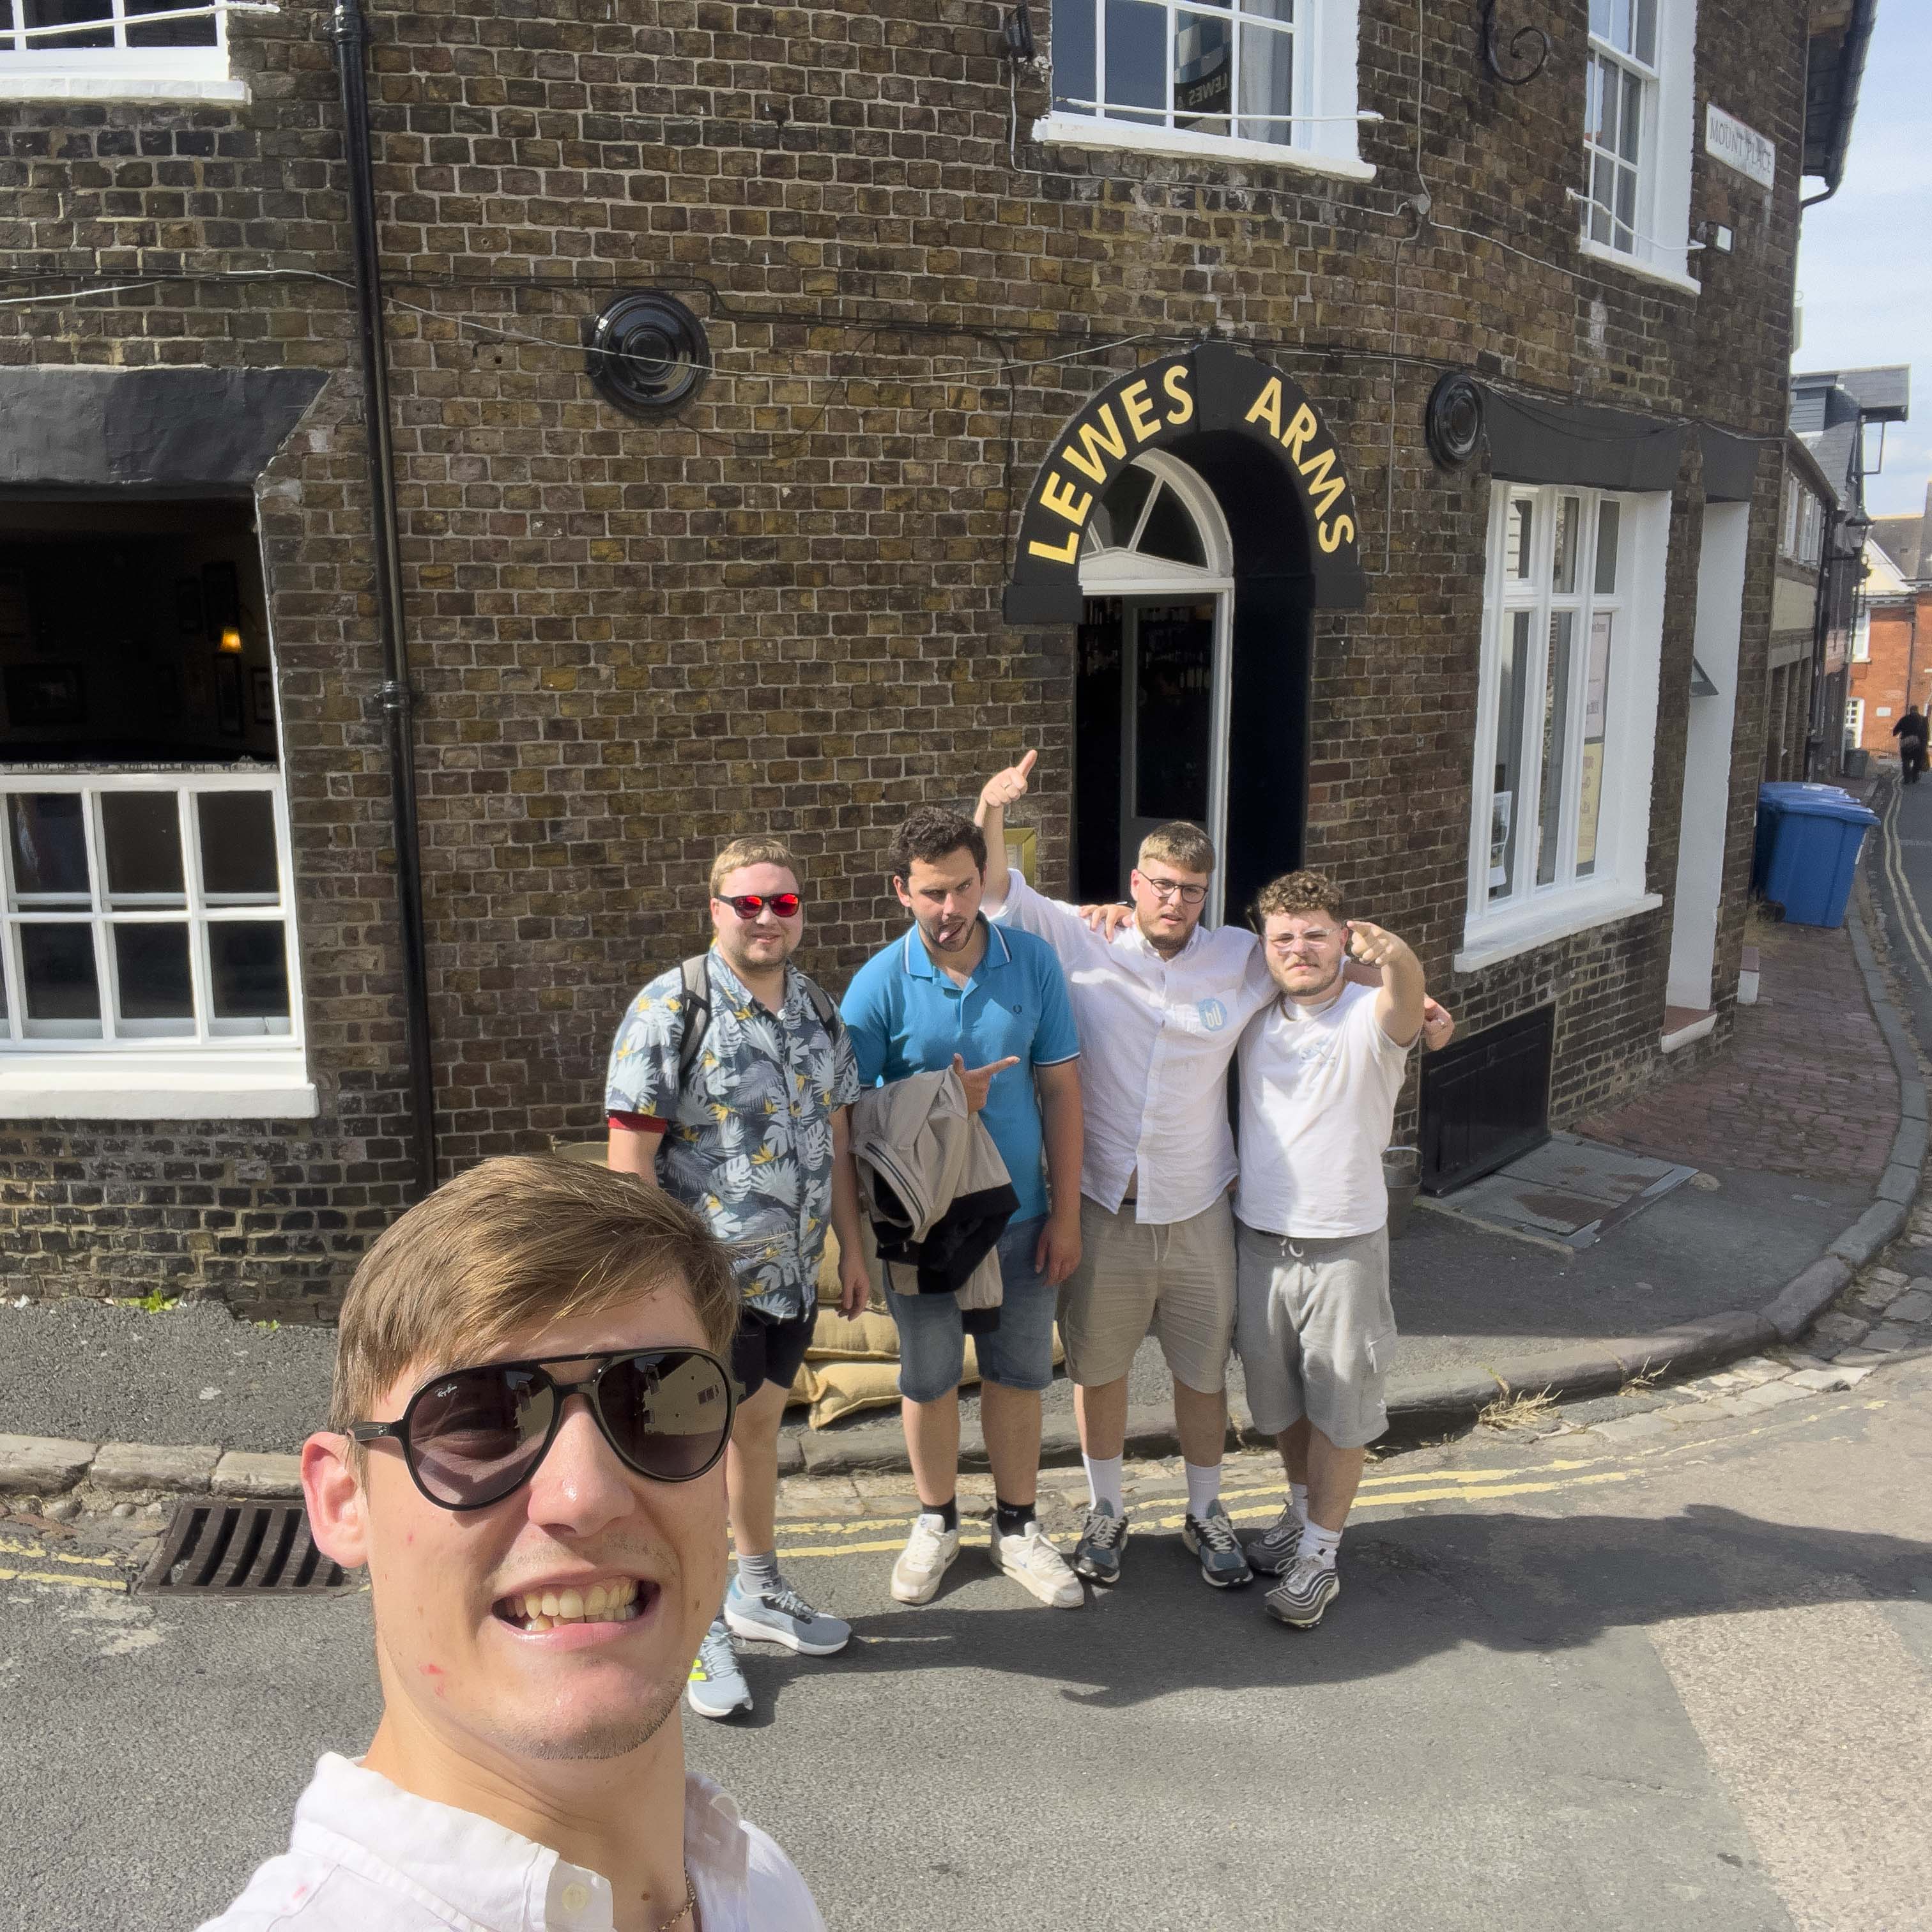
[675,954,712,1091]
[797,972,845,1047]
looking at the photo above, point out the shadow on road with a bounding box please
[762,1505,1932,1714]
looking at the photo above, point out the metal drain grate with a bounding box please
[136,1497,352,1597]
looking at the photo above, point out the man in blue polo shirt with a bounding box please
[842,805,1087,1610]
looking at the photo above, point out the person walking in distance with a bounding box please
[974,750,1453,1593]
[1233,871,1423,1630]
[604,836,869,1721]
[1892,705,1927,784]
[841,806,1088,1610]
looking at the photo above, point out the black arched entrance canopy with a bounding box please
[1002,342,1367,624]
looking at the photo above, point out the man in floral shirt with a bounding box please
[606,835,867,1723]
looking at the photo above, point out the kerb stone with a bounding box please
[211,1450,304,1498]
[0,1434,96,1495]
[90,1441,221,1494]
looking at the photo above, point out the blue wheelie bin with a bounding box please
[1754,782,1878,928]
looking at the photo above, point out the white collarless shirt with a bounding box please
[988,871,1276,1225]
[198,1752,825,1932]
[1234,980,1413,1239]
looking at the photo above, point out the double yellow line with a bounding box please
[775,1455,1634,1560]
[0,1533,128,1593]
[1880,780,1932,984]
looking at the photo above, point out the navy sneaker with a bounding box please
[1073,1499,1130,1584]
[1182,1499,1254,1588]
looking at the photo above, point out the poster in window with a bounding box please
[1575,611,1614,874]
[1489,790,1514,891]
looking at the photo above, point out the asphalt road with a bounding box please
[1869,764,1932,1051]
[5,1351,1930,1931]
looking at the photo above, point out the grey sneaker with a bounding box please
[686,1619,752,1719]
[1241,1500,1307,1577]
[1182,1499,1254,1588]
[724,1576,851,1656]
[1073,1499,1130,1584]
[1266,1554,1340,1628]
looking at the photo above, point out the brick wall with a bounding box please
[1849,599,1928,747]
[0,0,1809,1312]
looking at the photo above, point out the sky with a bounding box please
[1793,2,1932,521]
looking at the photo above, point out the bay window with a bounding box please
[1462,482,1668,969]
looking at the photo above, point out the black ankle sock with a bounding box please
[921,1498,959,1532]
[994,1498,1036,1538]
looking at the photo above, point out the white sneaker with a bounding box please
[891,1513,962,1604]
[991,1519,1084,1609]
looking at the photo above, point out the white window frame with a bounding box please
[1844,697,1864,748]
[1459,481,1669,971]
[1800,493,1823,569]
[1781,476,1801,558]
[1851,608,1871,663]
[0,767,314,1118]
[1577,0,1698,295]
[1036,0,1373,183]
[0,0,253,103]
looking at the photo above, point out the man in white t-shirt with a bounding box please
[974,753,1451,1594]
[1232,870,1423,1632]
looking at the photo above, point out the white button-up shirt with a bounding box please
[199,1753,825,1932]
[989,871,1275,1225]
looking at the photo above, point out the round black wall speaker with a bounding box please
[1425,371,1485,470]
[585,291,710,417]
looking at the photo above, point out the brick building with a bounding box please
[1847,496,1932,756]
[0,0,1865,1314]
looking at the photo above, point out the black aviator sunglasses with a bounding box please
[350,1346,737,1512]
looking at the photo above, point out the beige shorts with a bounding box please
[1057,1193,1237,1393]
[1233,1220,1395,1448]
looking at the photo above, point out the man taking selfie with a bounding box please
[203,1156,825,1930]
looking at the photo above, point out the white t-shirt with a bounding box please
[1234,980,1413,1239]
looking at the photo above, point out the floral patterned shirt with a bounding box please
[604,949,860,1322]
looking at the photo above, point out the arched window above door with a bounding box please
[1078,452,1233,591]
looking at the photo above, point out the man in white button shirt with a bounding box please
[976,751,1452,1593]
[1232,871,1422,1632]
[977,755,1292,1591]
[200,1155,824,1932]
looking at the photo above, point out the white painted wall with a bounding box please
[1667,502,1751,1011]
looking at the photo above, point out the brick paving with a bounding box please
[1579,916,1897,1183]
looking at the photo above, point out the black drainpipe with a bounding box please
[328,0,438,1202]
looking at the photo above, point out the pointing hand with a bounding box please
[952,1052,1022,1113]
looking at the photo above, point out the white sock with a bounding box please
[1297,1521,1342,1569]
[1184,1459,1221,1520]
[1290,1482,1310,1522]
[1084,1453,1125,1514]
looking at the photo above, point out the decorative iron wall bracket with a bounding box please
[1480,0,1551,86]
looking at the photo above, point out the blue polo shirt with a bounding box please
[841,919,1081,1224]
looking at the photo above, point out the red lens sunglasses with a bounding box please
[719,893,801,919]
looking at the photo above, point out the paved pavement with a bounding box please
[4,1314,1929,1931]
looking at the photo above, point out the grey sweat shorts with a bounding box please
[1233,1220,1395,1448]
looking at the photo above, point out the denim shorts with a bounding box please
[888,1216,1057,1402]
